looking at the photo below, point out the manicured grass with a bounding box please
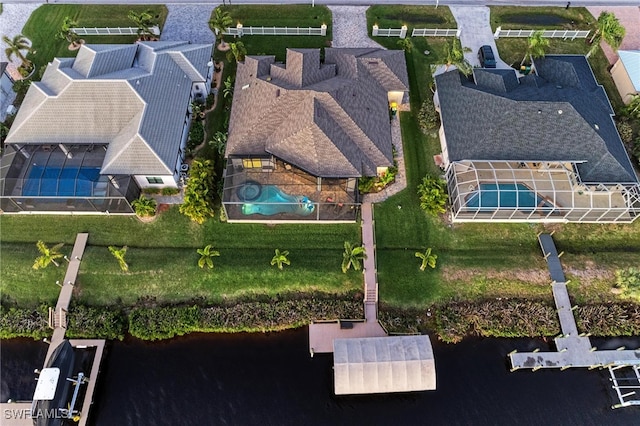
[215,5,332,62]
[490,6,594,31]
[367,5,456,30]
[22,4,168,74]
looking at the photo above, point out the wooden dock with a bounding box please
[510,234,640,371]
[308,202,388,354]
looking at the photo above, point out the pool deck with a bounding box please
[509,233,640,370]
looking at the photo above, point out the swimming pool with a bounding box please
[237,181,315,216]
[465,183,553,209]
[23,166,101,197]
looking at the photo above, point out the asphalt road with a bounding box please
[4,0,640,7]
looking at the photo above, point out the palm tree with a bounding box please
[341,241,367,273]
[223,76,234,100]
[56,16,80,46]
[521,30,549,66]
[131,195,157,217]
[588,11,625,58]
[108,246,129,272]
[444,38,472,76]
[625,94,640,120]
[226,41,247,63]
[209,8,233,47]
[128,10,156,40]
[197,244,220,269]
[2,34,33,70]
[415,248,438,271]
[270,249,290,270]
[33,241,64,269]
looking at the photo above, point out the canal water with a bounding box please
[2,329,639,425]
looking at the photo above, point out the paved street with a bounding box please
[5,0,640,5]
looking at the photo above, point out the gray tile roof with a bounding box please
[435,55,637,184]
[6,41,213,177]
[226,48,409,178]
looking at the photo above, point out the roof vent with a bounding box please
[556,85,563,89]
[558,110,563,115]
[594,124,599,130]
[537,110,541,114]
[276,89,280,97]
[136,80,140,85]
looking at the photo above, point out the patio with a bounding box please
[222,158,359,222]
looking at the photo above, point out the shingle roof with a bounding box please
[226,48,409,178]
[618,50,640,92]
[5,41,212,176]
[436,55,637,184]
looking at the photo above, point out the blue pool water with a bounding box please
[465,183,552,209]
[239,183,315,216]
[23,166,101,197]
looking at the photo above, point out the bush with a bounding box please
[161,187,180,196]
[417,98,440,134]
[131,195,157,217]
[0,305,49,339]
[575,303,640,336]
[417,176,448,216]
[129,305,201,340]
[616,120,634,145]
[66,305,126,340]
[187,121,205,151]
[179,159,215,224]
[614,267,640,302]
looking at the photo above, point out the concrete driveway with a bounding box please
[161,4,216,44]
[449,6,511,70]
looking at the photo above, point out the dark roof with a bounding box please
[226,48,409,178]
[435,55,637,184]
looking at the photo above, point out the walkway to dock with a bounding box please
[309,202,386,353]
[510,233,640,370]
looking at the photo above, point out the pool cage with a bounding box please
[1,144,138,213]
[446,160,640,223]
[222,157,359,222]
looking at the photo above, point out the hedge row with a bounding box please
[575,303,640,336]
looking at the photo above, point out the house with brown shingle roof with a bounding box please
[222,48,408,222]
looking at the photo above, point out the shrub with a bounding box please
[131,195,157,217]
[161,187,180,196]
[66,305,126,340]
[142,187,162,195]
[0,305,49,339]
[417,176,448,216]
[616,120,634,144]
[187,121,205,151]
[129,305,201,340]
[179,159,215,224]
[575,304,640,336]
[614,267,640,302]
[417,98,440,134]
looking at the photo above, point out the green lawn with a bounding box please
[215,5,332,62]
[367,5,456,30]
[490,6,594,31]
[22,4,168,75]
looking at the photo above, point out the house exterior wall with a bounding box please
[611,58,638,105]
[134,175,178,189]
[387,91,404,106]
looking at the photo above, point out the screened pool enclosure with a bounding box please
[447,160,640,223]
[1,145,138,213]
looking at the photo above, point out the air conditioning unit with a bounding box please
[180,163,189,172]
[6,105,17,116]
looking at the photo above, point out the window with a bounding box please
[146,177,163,184]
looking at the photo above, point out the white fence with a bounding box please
[493,27,590,39]
[224,24,327,37]
[412,28,459,37]
[372,25,407,38]
[72,26,160,36]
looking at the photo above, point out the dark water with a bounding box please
[3,330,640,425]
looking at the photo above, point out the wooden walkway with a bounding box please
[308,202,387,353]
[510,233,640,370]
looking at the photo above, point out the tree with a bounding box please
[417,176,448,216]
[197,244,220,269]
[33,241,64,269]
[588,11,625,58]
[341,241,367,273]
[445,38,472,76]
[208,131,228,155]
[397,37,413,53]
[625,94,640,120]
[56,16,80,46]
[223,76,234,100]
[131,195,157,217]
[179,159,215,224]
[128,10,156,40]
[415,248,438,271]
[2,34,33,70]
[209,8,233,47]
[108,246,129,272]
[226,41,247,63]
[270,249,290,270]
[521,30,549,66]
